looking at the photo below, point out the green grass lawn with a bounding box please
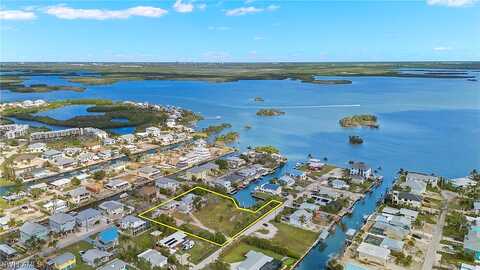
[191,194,265,237]
[183,240,219,264]
[270,222,318,258]
[221,241,285,263]
[310,165,336,178]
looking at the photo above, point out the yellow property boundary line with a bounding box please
[138,186,283,247]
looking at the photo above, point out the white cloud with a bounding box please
[0,9,36,20]
[427,0,477,7]
[208,26,230,31]
[245,0,256,3]
[225,4,279,16]
[433,46,452,51]
[45,5,167,20]
[266,4,280,11]
[253,36,265,40]
[173,0,194,13]
[225,6,263,16]
[197,3,207,11]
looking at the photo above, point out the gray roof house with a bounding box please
[49,212,76,233]
[380,237,404,252]
[68,186,91,204]
[97,258,128,270]
[120,215,148,235]
[406,172,439,186]
[76,208,102,229]
[81,249,112,267]
[0,244,17,260]
[237,250,274,270]
[137,249,167,268]
[155,177,181,191]
[47,252,76,269]
[98,201,125,218]
[19,222,49,243]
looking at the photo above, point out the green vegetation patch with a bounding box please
[269,222,318,258]
[339,114,379,128]
[256,109,285,116]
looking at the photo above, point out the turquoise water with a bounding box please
[1,72,479,269]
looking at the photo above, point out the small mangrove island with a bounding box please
[339,114,379,128]
[256,109,285,117]
[254,97,264,102]
[2,99,202,131]
[0,76,85,93]
[349,135,364,145]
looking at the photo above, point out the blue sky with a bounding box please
[1,0,479,62]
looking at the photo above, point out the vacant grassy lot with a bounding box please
[182,240,219,264]
[221,241,284,263]
[270,222,318,258]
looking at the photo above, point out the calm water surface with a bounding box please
[1,73,479,269]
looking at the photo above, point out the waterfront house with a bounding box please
[406,172,439,187]
[97,259,128,270]
[349,162,373,179]
[380,237,404,252]
[54,157,76,169]
[155,177,181,192]
[28,182,48,192]
[81,249,112,267]
[42,149,63,161]
[399,208,419,221]
[392,191,422,208]
[0,215,11,231]
[49,213,76,234]
[43,200,68,215]
[120,215,148,235]
[47,252,76,270]
[138,249,168,268]
[224,156,246,168]
[49,178,71,190]
[146,126,161,137]
[119,134,135,144]
[20,222,49,244]
[98,201,125,219]
[77,152,96,163]
[104,179,130,190]
[137,166,162,179]
[257,183,282,195]
[331,179,349,190]
[307,159,325,171]
[96,227,119,251]
[76,208,102,229]
[0,244,17,261]
[311,194,333,206]
[28,142,47,153]
[212,178,234,193]
[185,163,219,181]
[236,250,274,270]
[103,138,116,146]
[405,178,427,195]
[68,186,91,204]
[278,175,296,186]
[289,209,313,228]
[357,242,390,266]
[464,225,480,262]
[452,176,476,189]
[299,202,320,212]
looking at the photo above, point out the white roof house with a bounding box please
[236,250,273,270]
[137,249,167,268]
[357,242,390,265]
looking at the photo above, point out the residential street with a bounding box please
[421,191,456,270]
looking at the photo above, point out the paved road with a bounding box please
[421,191,456,270]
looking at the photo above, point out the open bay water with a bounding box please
[1,72,479,268]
